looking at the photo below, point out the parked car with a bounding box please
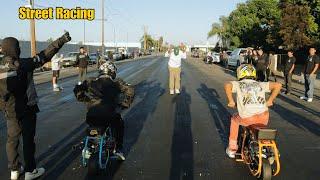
[227,48,247,67]
[113,52,122,61]
[211,52,220,63]
[192,51,200,58]
[61,52,79,67]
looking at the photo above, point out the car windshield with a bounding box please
[67,53,78,57]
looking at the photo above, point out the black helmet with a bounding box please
[99,61,117,79]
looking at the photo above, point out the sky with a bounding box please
[0,0,246,45]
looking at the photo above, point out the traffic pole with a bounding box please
[29,0,37,57]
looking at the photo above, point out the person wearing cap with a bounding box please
[165,43,187,95]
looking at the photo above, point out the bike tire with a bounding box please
[260,159,272,180]
[88,154,99,175]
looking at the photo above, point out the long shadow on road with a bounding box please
[169,87,194,180]
[272,104,320,137]
[197,83,231,149]
[87,80,165,179]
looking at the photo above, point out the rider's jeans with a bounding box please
[228,111,269,151]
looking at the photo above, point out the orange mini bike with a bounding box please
[236,124,281,180]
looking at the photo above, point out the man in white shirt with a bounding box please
[165,43,187,95]
[51,54,63,91]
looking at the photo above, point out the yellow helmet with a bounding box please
[237,64,256,80]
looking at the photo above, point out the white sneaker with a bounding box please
[170,90,174,95]
[53,87,61,92]
[78,81,82,85]
[175,89,180,94]
[226,148,236,159]
[114,150,126,161]
[307,98,313,102]
[300,96,307,100]
[25,168,45,180]
[11,166,24,180]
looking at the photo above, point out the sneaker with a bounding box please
[53,87,61,92]
[114,150,126,161]
[226,148,236,159]
[11,166,24,180]
[307,98,313,102]
[300,96,307,100]
[25,168,45,180]
[78,81,82,85]
[175,89,180,94]
[170,90,174,95]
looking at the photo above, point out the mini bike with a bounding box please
[81,126,116,175]
[236,124,281,180]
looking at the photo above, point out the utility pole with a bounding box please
[143,26,147,55]
[101,0,105,63]
[29,0,36,57]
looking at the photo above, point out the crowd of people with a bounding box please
[219,47,319,103]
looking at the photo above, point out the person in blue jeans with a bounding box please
[300,47,319,102]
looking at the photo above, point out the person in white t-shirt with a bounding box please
[51,54,63,91]
[224,64,281,158]
[165,44,187,95]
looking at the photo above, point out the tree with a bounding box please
[227,0,281,49]
[208,16,232,48]
[47,37,54,43]
[158,36,164,52]
[140,34,155,51]
[279,4,318,50]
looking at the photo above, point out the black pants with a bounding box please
[285,73,293,93]
[5,108,37,172]
[86,113,124,150]
[257,69,266,82]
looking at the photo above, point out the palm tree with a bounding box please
[140,34,155,51]
[208,16,230,48]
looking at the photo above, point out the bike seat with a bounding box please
[86,126,107,137]
[248,124,277,140]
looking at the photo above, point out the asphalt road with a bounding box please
[0,56,319,180]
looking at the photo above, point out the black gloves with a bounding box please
[61,31,72,43]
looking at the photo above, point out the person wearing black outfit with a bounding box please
[73,61,134,160]
[300,47,320,102]
[76,47,89,85]
[256,48,269,82]
[0,32,71,180]
[284,50,296,95]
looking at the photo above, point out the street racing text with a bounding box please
[19,7,95,21]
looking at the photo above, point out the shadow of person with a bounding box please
[197,83,232,148]
[169,87,194,180]
[88,80,165,179]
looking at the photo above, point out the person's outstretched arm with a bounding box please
[36,32,71,67]
[20,32,71,72]
[266,82,282,107]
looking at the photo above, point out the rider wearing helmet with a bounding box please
[73,61,134,160]
[224,64,281,158]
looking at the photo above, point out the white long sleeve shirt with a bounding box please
[166,51,187,68]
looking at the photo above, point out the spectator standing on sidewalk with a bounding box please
[300,47,319,102]
[76,47,89,85]
[165,44,187,95]
[267,51,277,82]
[284,50,296,95]
[51,54,63,92]
[256,48,269,82]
